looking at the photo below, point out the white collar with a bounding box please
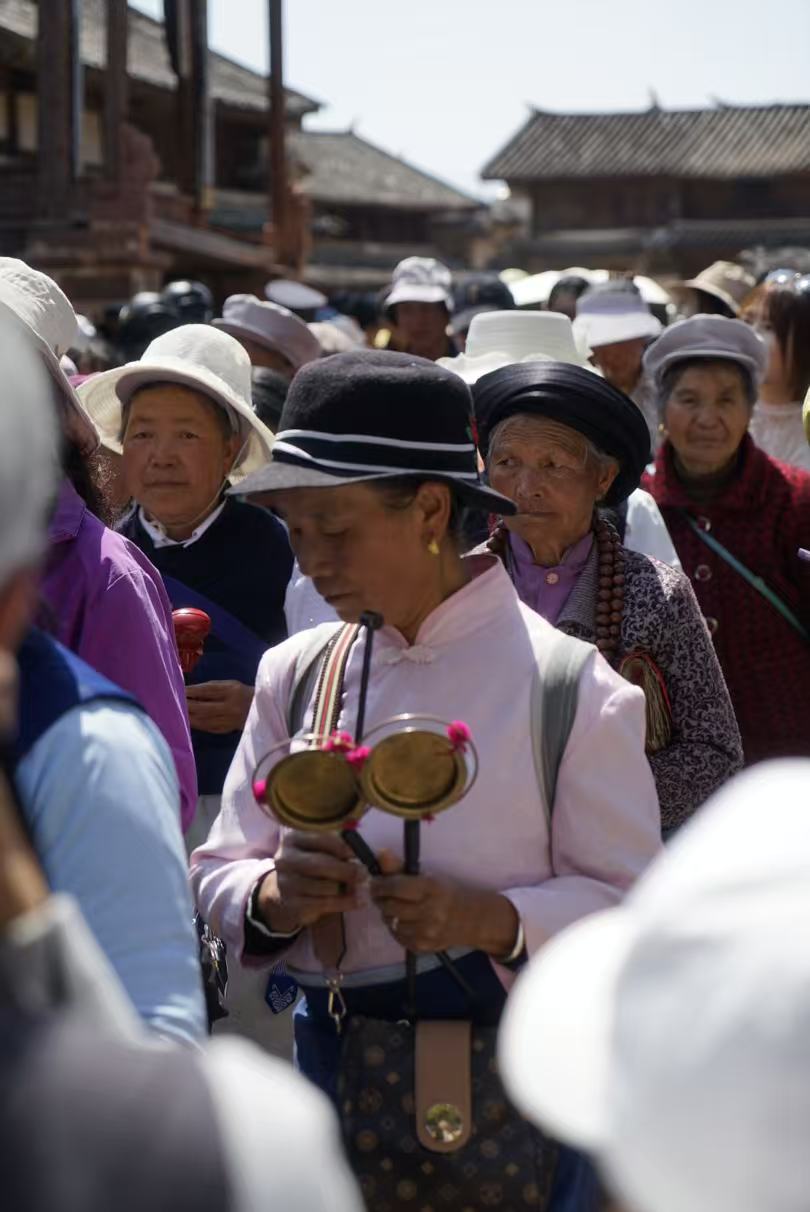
[139,500,226,550]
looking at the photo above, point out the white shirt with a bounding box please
[749,402,810,473]
[193,553,661,972]
[139,502,227,550]
[625,489,681,569]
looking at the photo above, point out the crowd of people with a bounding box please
[1,246,809,1212]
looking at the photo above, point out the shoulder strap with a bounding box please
[160,574,269,669]
[681,512,810,644]
[285,623,358,738]
[530,630,594,818]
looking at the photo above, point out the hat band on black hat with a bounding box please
[272,428,479,480]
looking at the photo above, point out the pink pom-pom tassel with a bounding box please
[345,745,371,771]
[447,720,472,752]
[252,778,267,802]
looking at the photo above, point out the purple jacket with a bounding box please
[41,480,197,830]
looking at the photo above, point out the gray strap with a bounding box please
[285,624,343,736]
[530,631,595,819]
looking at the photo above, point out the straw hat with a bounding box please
[679,261,756,317]
[0,257,99,453]
[78,324,275,481]
[438,310,590,384]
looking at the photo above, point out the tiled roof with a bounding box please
[0,0,320,116]
[289,129,479,210]
[482,103,810,181]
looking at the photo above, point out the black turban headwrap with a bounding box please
[472,361,652,507]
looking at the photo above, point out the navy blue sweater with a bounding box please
[121,498,292,795]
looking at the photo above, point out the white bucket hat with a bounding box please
[77,324,275,482]
[573,283,662,349]
[383,256,453,316]
[0,257,99,454]
[212,294,321,371]
[437,310,591,384]
[499,759,810,1212]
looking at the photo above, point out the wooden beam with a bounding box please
[268,0,289,260]
[103,0,129,182]
[37,0,82,216]
[172,0,210,210]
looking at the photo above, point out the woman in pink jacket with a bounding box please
[191,352,661,1211]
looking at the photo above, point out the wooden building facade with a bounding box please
[482,102,810,277]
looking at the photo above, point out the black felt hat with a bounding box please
[232,349,516,515]
[473,361,652,506]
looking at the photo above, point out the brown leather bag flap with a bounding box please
[415,1020,472,1154]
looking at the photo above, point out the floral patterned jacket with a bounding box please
[553,543,743,833]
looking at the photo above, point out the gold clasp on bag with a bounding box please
[326,974,347,1031]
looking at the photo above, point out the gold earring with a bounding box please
[427,538,440,557]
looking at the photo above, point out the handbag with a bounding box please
[296,625,595,1211]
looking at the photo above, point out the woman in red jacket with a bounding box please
[642,315,810,764]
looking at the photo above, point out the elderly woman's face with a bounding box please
[663,364,751,476]
[487,415,618,562]
[271,481,454,630]
[122,384,241,539]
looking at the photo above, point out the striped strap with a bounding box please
[311,623,361,741]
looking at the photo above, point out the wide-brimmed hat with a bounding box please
[383,257,453,317]
[678,261,756,317]
[230,349,515,516]
[77,324,275,481]
[438,310,591,384]
[499,760,810,1212]
[212,294,321,371]
[473,361,651,506]
[573,281,662,349]
[0,257,99,454]
[643,314,768,389]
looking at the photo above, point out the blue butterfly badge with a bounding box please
[265,963,298,1015]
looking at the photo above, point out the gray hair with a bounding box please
[0,314,60,586]
[488,413,619,479]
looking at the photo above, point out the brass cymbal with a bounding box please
[361,730,467,819]
[266,750,364,831]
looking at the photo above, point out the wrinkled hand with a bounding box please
[370,851,518,956]
[256,831,367,935]
[186,680,253,733]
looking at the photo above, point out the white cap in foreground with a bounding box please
[499,759,810,1212]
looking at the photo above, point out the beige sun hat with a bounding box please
[679,261,756,317]
[0,257,99,454]
[77,324,275,481]
[438,310,591,384]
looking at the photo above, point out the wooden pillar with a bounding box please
[172,0,210,211]
[103,0,129,182]
[37,0,82,216]
[268,0,289,261]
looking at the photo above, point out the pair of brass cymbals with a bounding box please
[254,716,477,832]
